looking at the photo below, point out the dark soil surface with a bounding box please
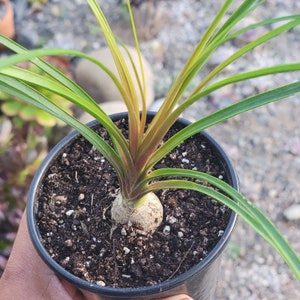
[36,117,232,288]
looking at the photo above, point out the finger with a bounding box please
[1,211,83,299]
[159,294,194,300]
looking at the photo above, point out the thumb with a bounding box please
[159,295,194,300]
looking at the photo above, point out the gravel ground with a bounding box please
[2,0,300,298]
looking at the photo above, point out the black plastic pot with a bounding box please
[27,112,238,300]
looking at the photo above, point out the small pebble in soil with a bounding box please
[166,215,177,224]
[78,193,85,200]
[163,225,171,234]
[64,239,73,247]
[96,281,106,286]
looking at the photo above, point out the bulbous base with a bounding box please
[111,192,163,233]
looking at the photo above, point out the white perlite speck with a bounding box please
[218,230,224,237]
[182,158,190,164]
[163,225,171,234]
[123,247,130,255]
[65,209,74,216]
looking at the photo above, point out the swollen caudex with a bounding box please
[111,192,163,234]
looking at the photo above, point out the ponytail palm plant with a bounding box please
[0,0,300,280]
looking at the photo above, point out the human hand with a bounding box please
[0,211,193,300]
[159,295,193,300]
[0,210,94,299]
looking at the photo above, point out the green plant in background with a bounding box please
[1,92,63,127]
[29,0,48,9]
[29,0,48,3]
[0,56,72,209]
[0,54,72,214]
[0,0,299,280]
[0,116,48,206]
[0,57,73,127]
[0,114,48,269]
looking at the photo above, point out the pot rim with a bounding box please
[27,112,238,297]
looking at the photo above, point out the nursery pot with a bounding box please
[27,112,238,300]
[0,0,15,49]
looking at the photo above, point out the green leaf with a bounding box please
[87,0,142,157]
[170,63,300,119]
[0,74,125,176]
[190,18,300,96]
[142,168,300,281]
[0,62,136,181]
[138,8,300,171]
[148,82,300,168]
